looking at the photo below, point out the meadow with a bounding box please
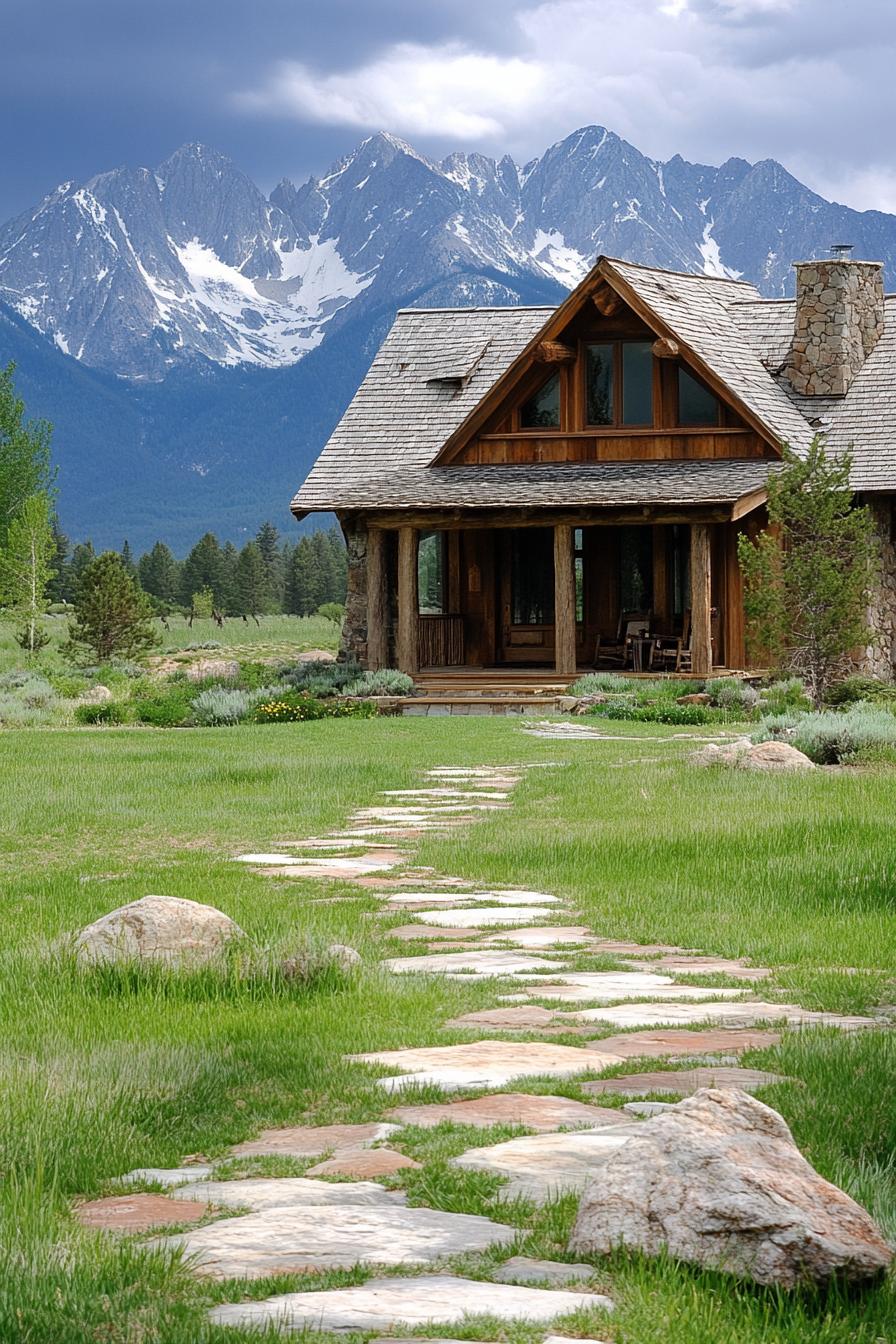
[0,706,894,1342]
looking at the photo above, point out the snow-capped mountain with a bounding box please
[5,126,896,382]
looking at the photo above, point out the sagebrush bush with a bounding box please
[754,704,896,764]
[74,701,129,726]
[0,694,46,727]
[706,677,760,713]
[569,672,631,695]
[588,701,712,725]
[191,686,253,726]
[343,668,415,697]
[281,659,361,697]
[825,675,896,708]
[760,677,812,714]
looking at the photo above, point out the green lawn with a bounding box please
[0,717,893,1342]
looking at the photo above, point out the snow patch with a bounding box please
[531,228,589,287]
[698,220,742,280]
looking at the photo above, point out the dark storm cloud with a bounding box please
[2,0,896,219]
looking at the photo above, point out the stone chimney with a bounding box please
[784,255,885,396]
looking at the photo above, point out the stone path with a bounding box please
[87,757,886,1334]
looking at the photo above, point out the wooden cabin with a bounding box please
[292,254,896,681]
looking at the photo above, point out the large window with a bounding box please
[586,341,653,427]
[417,531,446,614]
[511,528,554,624]
[619,527,653,612]
[574,527,584,623]
[520,373,560,428]
[678,366,720,426]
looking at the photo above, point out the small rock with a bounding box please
[492,1256,594,1285]
[74,895,244,966]
[570,1088,893,1286]
[329,942,362,971]
[676,693,710,706]
[185,658,240,682]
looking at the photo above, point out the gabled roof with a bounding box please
[292,256,893,518]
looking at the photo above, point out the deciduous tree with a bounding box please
[0,363,54,551]
[0,493,55,655]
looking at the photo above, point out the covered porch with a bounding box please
[362,508,756,680]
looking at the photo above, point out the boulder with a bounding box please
[78,684,114,705]
[185,659,240,683]
[676,693,711,706]
[74,895,244,966]
[570,1089,892,1287]
[690,740,814,772]
[328,942,362,971]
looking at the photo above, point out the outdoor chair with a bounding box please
[653,610,691,672]
[594,610,651,666]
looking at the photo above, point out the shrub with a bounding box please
[569,672,631,695]
[3,675,56,710]
[588,701,712,725]
[754,704,896,764]
[253,692,375,723]
[74,701,128,726]
[343,668,415,697]
[133,684,197,727]
[317,602,345,624]
[706,677,760,714]
[0,694,46,727]
[281,658,361,697]
[191,686,253,726]
[760,677,812,715]
[0,669,32,689]
[825,675,896,708]
[183,641,222,652]
[48,673,90,699]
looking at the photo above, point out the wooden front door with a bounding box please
[498,527,555,664]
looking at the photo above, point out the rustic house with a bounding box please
[292,254,896,682]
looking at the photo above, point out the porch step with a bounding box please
[401,695,562,717]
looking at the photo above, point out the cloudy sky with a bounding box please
[2,0,895,220]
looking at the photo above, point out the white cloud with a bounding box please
[236,0,896,213]
[237,42,553,141]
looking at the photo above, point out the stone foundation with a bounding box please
[861,498,896,679]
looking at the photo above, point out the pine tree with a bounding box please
[138,541,180,604]
[235,541,270,617]
[65,541,95,602]
[310,530,337,608]
[220,541,240,614]
[179,533,226,608]
[327,526,348,602]
[45,516,70,603]
[287,537,318,615]
[0,494,55,654]
[120,539,137,580]
[738,437,880,705]
[0,363,54,551]
[67,551,160,662]
[255,521,282,608]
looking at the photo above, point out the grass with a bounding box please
[0,716,893,1341]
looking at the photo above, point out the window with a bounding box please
[678,366,720,426]
[574,528,584,623]
[671,524,690,618]
[417,531,445,614]
[511,528,554,624]
[586,341,654,426]
[619,527,653,612]
[520,373,560,428]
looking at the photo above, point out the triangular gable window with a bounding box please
[520,373,560,428]
[678,366,721,426]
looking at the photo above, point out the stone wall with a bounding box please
[861,498,896,679]
[785,260,884,397]
[338,516,369,664]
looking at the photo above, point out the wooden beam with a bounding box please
[365,506,733,531]
[366,527,389,670]
[731,486,768,521]
[652,336,680,359]
[553,524,577,677]
[690,523,713,677]
[592,283,624,317]
[396,526,419,675]
[535,339,576,364]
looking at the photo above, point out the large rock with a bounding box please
[74,895,244,966]
[185,658,240,682]
[691,740,815,771]
[570,1088,892,1287]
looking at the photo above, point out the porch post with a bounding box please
[690,523,713,676]
[366,527,389,670]
[396,525,419,675]
[554,523,577,677]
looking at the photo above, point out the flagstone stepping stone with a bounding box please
[390,925,484,942]
[75,1193,209,1232]
[483,926,594,948]
[544,1336,610,1344]
[347,1040,622,1092]
[386,890,562,906]
[564,1001,878,1030]
[230,1121,401,1158]
[114,1164,214,1187]
[238,852,402,876]
[159,1205,517,1280]
[593,940,690,956]
[582,1028,783,1060]
[524,978,743,1004]
[383,789,511,800]
[384,951,564,977]
[626,955,772,981]
[209,1273,610,1332]
[413,907,557,928]
[175,1178,406,1210]
[492,1256,594,1285]
[581,1067,789,1098]
[444,1005,564,1032]
[386,1092,625,1133]
[305,1148,422,1177]
[452,1126,640,1200]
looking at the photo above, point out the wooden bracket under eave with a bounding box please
[591,283,624,317]
[652,336,680,359]
[534,339,576,364]
[731,486,768,521]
